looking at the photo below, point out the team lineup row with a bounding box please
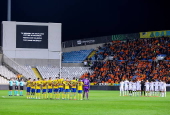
[119,79,167,97]
[25,77,90,100]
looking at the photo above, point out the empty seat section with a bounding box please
[62,49,93,63]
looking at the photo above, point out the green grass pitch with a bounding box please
[0,90,170,115]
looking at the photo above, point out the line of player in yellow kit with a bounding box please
[26,77,84,100]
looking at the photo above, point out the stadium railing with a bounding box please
[2,54,34,80]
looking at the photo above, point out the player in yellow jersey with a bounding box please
[47,77,53,99]
[53,77,59,99]
[58,77,65,99]
[30,79,36,99]
[77,79,84,100]
[63,78,71,100]
[35,78,42,99]
[26,78,31,99]
[70,77,78,100]
[42,78,47,99]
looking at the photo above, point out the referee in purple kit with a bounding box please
[83,77,90,100]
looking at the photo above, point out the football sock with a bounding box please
[38,93,40,98]
[83,92,85,99]
[62,93,65,99]
[50,93,52,98]
[70,94,72,99]
[74,94,76,99]
[86,93,88,99]
[20,91,22,95]
[36,93,38,98]
[67,93,69,99]
[80,94,82,100]
[8,91,11,95]
[57,93,59,99]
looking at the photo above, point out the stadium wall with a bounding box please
[62,63,84,67]
[10,58,83,66]
[62,43,104,52]
[12,58,60,66]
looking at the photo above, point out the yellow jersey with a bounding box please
[26,80,31,87]
[53,79,59,89]
[47,80,53,89]
[58,79,64,88]
[63,81,70,89]
[30,81,36,89]
[35,80,42,89]
[42,80,47,89]
[71,80,77,88]
[77,82,83,90]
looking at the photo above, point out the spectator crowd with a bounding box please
[81,37,170,84]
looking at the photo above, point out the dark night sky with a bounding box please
[0,0,169,45]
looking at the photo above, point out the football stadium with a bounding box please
[0,0,170,115]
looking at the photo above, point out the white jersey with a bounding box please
[150,82,154,91]
[136,81,141,90]
[120,81,124,91]
[124,80,129,90]
[145,82,150,91]
[154,81,159,91]
[132,82,137,91]
[128,81,133,90]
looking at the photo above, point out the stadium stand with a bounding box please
[82,37,170,84]
[0,77,8,84]
[91,48,106,60]
[36,66,59,79]
[37,66,92,80]
[12,66,36,80]
[61,67,93,79]
[62,49,93,63]
[1,37,170,86]
[0,65,16,79]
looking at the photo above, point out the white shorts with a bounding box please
[160,87,165,92]
[129,87,132,90]
[145,87,150,91]
[150,87,154,91]
[136,86,141,91]
[120,88,124,91]
[155,87,159,91]
[124,86,128,91]
[132,88,136,91]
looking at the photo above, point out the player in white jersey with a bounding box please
[149,81,154,96]
[158,80,162,97]
[163,81,166,97]
[119,80,125,96]
[128,80,133,96]
[160,80,166,97]
[145,80,150,96]
[124,79,129,96]
[154,80,159,96]
[136,79,141,96]
[132,81,137,96]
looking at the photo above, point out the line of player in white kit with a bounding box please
[119,79,167,97]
